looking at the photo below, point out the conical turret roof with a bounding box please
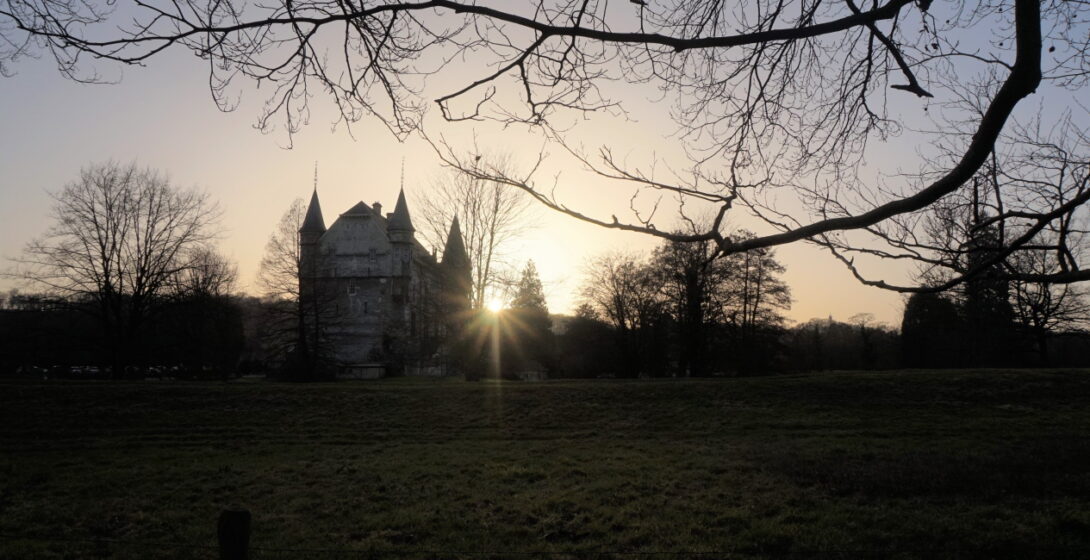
[300,189,326,233]
[442,215,470,269]
[388,188,414,231]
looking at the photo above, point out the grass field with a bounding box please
[2,370,1090,559]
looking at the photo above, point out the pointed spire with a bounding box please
[442,215,470,269]
[388,187,414,232]
[300,184,326,234]
[441,215,472,312]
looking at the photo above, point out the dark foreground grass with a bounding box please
[1,370,1090,559]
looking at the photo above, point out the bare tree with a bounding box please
[256,198,338,378]
[9,161,219,377]
[3,0,1089,290]
[257,198,314,372]
[584,236,791,375]
[820,103,1090,291]
[713,234,793,373]
[580,252,667,377]
[652,233,731,377]
[171,246,238,299]
[415,154,534,309]
[163,247,243,377]
[1009,247,1090,362]
[257,199,308,304]
[725,241,792,338]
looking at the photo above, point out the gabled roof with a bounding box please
[388,188,414,232]
[300,189,326,233]
[341,201,375,217]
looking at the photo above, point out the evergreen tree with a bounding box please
[961,222,1017,366]
[901,292,962,368]
[505,260,554,374]
[511,260,549,315]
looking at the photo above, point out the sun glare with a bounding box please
[487,299,504,313]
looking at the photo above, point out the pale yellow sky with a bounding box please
[0,48,909,327]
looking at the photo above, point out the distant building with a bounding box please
[298,187,471,378]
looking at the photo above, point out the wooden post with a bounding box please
[217,508,251,560]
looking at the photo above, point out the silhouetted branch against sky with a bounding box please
[816,109,1090,293]
[258,198,308,302]
[3,0,1089,291]
[4,161,221,374]
[414,152,536,310]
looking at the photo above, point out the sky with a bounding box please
[0,31,913,327]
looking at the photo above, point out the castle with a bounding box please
[298,187,471,378]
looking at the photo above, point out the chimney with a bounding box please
[373,202,382,215]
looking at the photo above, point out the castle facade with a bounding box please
[298,187,471,378]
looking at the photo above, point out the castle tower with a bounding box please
[387,187,415,277]
[299,188,326,278]
[441,215,472,314]
[440,216,474,376]
[296,187,327,367]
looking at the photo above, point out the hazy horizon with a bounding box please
[0,49,909,326]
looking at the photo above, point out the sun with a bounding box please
[486,299,505,313]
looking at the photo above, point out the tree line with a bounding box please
[3,161,1089,380]
[560,233,792,377]
[2,162,242,378]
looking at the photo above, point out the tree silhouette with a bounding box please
[652,235,730,377]
[3,0,1086,291]
[163,247,244,378]
[555,303,615,378]
[257,198,337,379]
[720,239,792,374]
[9,161,219,377]
[886,123,1090,364]
[580,253,667,377]
[962,221,1018,365]
[505,260,554,373]
[415,155,534,310]
[901,292,962,368]
[786,316,900,372]
[1009,249,1090,363]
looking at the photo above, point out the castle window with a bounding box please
[364,301,369,314]
[347,285,357,296]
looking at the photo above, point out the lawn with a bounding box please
[1,370,1089,559]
